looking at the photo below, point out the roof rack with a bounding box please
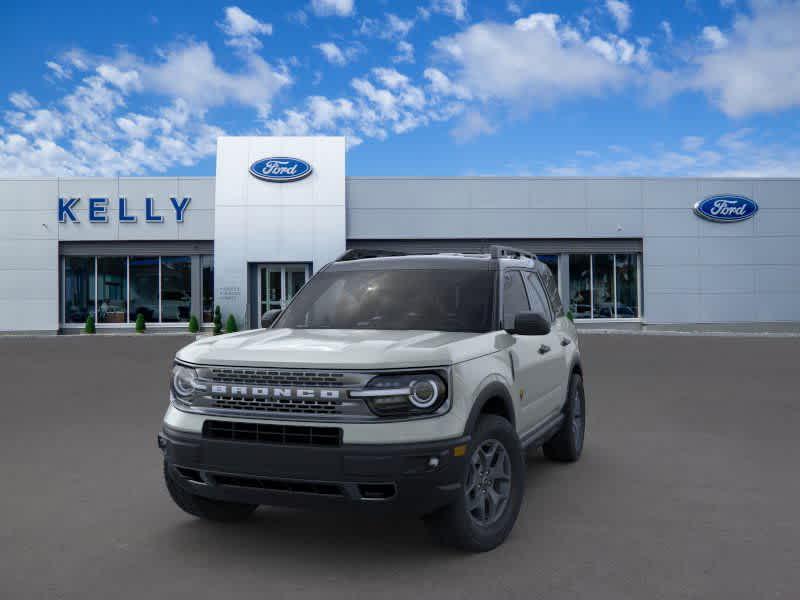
[488,245,537,261]
[335,248,407,262]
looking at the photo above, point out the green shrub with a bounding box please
[566,310,574,322]
[188,315,199,333]
[225,314,238,334]
[135,313,146,333]
[84,314,95,334]
[213,306,222,335]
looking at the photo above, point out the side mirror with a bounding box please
[507,312,551,336]
[261,309,281,328]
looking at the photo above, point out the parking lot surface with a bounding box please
[1,333,799,600]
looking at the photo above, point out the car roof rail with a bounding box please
[335,248,407,262]
[488,244,537,261]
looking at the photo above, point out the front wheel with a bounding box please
[424,415,524,552]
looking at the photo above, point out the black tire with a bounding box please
[163,462,258,522]
[424,415,524,552]
[543,373,586,462]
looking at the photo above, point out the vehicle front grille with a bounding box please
[210,395,342,415]
[206,367,347,387]
[203,420,342,447]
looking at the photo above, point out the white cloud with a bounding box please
[393,41,415,63]
[660,20,673,43]
[451,110,496,142]
[430,0,468,21]
[690,1,800,116]
[266,66,463,145]
[9,91,38,111]
[45,61,71,80]
[606,0,632,33]
[0,34,289,175]
[507,1,522,16]
[432,13,639,108]
[720,0,736,7]
[386,14,414,38]
[218,6,272,51]
[681,135,704,152]
[314,42,362,66]
[423,67,472,100]
[701,25,728,49]
[310,0,354,17]
[546,128,800,177]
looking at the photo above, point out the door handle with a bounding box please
[538,344,551,355]
[560,337,572,347]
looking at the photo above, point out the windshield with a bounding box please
[275,268,496,333]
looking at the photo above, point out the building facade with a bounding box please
[1,136,798,334]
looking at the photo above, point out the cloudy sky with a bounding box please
[1,0,799,177]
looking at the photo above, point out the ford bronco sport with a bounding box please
[159,246,586,552]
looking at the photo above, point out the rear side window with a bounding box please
[523,272,553,322]
[502,271,530,329]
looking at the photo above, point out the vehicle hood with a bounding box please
[176,328,497,369]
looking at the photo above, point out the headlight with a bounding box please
[171,363,202,405]
[350,372,448,417]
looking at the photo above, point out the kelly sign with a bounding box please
[58,197,191,223]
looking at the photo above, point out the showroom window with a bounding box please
[161,256,191,323]
[64,256,95,324]
[61,255,214,326]
[567,253,640,320]
[97,257,127,323]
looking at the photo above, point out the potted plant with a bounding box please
[225,314,238,334]
[135,313,146,333]
[213,306,222,335]
[188,315,199,333]
[84,314,95,334]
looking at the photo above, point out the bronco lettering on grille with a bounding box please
[210,384,341,400]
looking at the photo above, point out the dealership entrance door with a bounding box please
[251,263,310,326]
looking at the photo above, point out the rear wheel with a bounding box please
[543,373,586,462]
[424,415,524,552]
[163,462,258,522]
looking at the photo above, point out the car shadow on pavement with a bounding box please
[154,450,565,565]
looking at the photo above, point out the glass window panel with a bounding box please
[161,256,191,322]
[268,270,281,304]
[592,254,615,318]
[201,255,214,323]
[502,271,530,329]
[568,254,591,319]
[615,253,639,318]
[64,256,95,324]
[129,256,159,322]
[97,257,127,323]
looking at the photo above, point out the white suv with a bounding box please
[159,246,586,551]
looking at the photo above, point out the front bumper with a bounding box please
[160,425,470,516]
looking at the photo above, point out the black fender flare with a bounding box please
[463,381,516,435]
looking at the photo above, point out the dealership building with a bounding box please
[1,135,798,334]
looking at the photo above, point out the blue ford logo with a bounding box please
[249,157,313,182]
[693,195,758,223]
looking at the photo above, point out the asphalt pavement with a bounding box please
[1,332,798,600]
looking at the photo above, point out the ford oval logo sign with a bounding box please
[249,157,312,183]
[693,195,758,223]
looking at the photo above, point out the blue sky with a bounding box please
[1,0,798,177]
